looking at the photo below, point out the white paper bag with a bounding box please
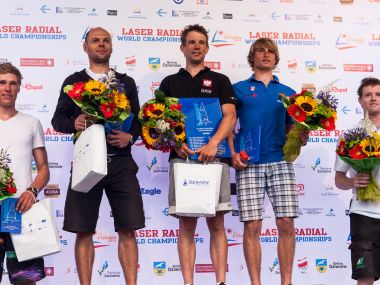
[71,124,107,193]
[174,162,222,217]
[11,199,61,262]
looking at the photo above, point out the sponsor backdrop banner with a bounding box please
[1,0,379,284]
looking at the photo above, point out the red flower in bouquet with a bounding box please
[68,82,86,100]
[336,125,380,201]
[279,89,338,162]
[0,149,17,200]
[170,104,182,111]
[336,139,346,156]
[6,182,17,194]
[288,104,307,122]
[320,116,335,131]
[63,70,131,124]
[100,102,116,119]
[348,144,367,159]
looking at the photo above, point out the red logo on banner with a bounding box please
[343,64,373,72]
[204,61,221,70]
[20,58,54,67]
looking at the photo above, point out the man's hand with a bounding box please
[106,130,132,148]
[231,152,248,170]
[174,143,195,159]
[300,129,310,146]
[196,140,218,163]
[352,172,370,188]
[74,114,96,131]
[16,191,35,213]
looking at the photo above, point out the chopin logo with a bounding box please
[153,262,166,276]
[148,57,160,71]
[316,259,328,273]
[22,83,43,90]
[20,58,54,67]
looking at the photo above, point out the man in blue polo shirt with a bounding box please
[230,38,299,285]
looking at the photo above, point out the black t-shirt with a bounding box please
[159,67,237,160]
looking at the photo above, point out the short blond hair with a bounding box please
[0,62,22,84]
[247,38,280,70]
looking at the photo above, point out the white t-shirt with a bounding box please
[334,121,380,219]
[0,112,45,197]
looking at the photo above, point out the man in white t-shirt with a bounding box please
[335,77,380,285]
[0,62,49,285]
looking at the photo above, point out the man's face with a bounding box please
[180,31,209,65]
[83,28,113,64]
[0,73,20,109]
[252,44,277,71]
[359,84,380,116]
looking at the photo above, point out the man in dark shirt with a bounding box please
[51,27,144,285]
[159,24,236,285]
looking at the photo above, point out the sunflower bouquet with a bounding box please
[279,89,338,162]
[138,90,186,152]
[0,149,17,200]
[336,120,380,201]
[64,70,131,124]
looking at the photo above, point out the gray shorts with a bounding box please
[168,158,233,215]
[236,161,299,221]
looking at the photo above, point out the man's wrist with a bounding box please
[26,186,39,197]
[129,134,135,145]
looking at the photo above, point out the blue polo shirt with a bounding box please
[233,74,295,163]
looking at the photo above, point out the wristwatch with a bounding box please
[129,134,135,145]
[26,186,39,197]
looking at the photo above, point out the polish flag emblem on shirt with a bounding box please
[202,79,212,88]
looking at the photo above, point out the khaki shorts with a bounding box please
[168,158,233,215]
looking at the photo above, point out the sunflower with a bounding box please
[85,80,106,96]
[141,125,160,148]
[113,91,130,110]
[174,123,186,142]
[360,137,379,157]
[295,96,317,115]
[146,103,165,118]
